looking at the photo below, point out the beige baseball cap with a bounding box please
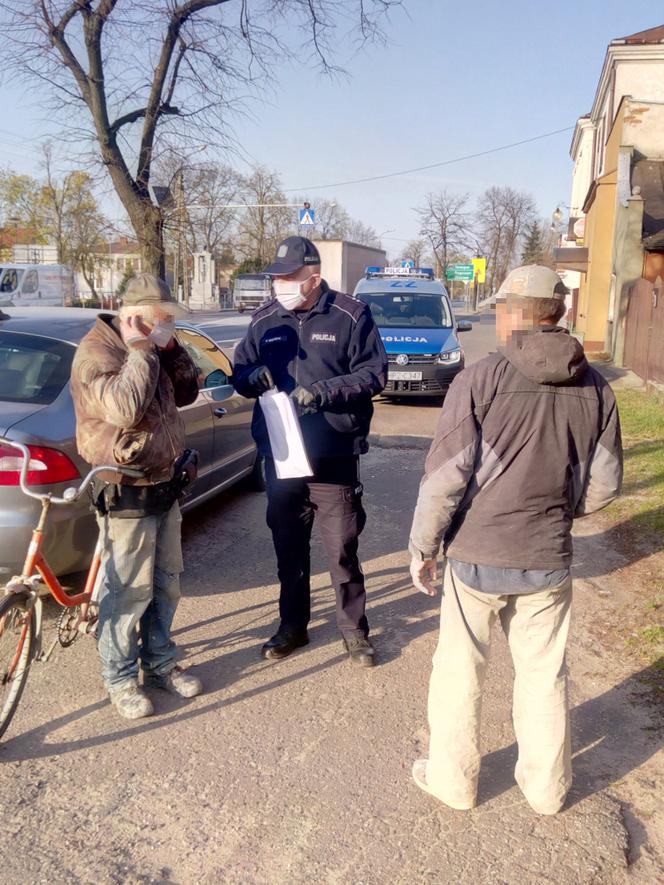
[122,273,189,316]
[497,265,568,301]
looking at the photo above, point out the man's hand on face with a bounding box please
[120,313,154,350]
[410,556,439,597]
[248,365,275,395]
[290,385,320,414]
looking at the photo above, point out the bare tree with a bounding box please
[40,146,109,292]
[157,158,241,256]
[346,218,382,248]
[400,238,428,267]
[313,199,351,240]
[476,186,537,292]
[236,166,292,264]
[1,1,398,275]
[416,190,471,278]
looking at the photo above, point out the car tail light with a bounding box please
[0,444,80,486]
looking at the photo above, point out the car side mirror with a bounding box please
[457,321,472,332]
[204,369,229,388]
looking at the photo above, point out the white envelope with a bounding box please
[259,389,313,479]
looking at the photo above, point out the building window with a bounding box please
[117,258,125,271]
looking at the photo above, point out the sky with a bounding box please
[0,1,662,258]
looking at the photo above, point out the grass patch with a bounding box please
[606,390,664,535]
[604,390,664,678]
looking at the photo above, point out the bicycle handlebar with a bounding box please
[0,438,145,505]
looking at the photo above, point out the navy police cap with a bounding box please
[265,236,321,276]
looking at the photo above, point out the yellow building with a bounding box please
[556,26,664,359]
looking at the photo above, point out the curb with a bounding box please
[369,434,432,451]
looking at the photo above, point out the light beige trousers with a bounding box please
[426,564,573,814]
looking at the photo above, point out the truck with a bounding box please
[232,273,272,313]
[314,240,387,295]
[0,264,75,308]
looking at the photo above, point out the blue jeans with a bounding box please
[95,503,183,692]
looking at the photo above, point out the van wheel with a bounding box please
[237,306,245,313]
[245,454,266,492]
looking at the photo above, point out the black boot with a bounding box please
[342,635,375,667]
[261,627,309,660]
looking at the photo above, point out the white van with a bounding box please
[0,264,74,308]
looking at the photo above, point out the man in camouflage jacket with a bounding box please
[70,274,203,720]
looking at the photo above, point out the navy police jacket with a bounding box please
[232,282,388,458]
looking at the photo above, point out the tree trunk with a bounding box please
[128,202,165,277]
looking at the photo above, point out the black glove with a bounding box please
[290,385,321,415]
[247,365,274,395]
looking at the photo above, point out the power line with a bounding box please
[285,126,574,192]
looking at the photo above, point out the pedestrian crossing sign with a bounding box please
[299,208,315,226]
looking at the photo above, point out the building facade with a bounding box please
[556,26,664,383]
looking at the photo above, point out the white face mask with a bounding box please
[273,278,312,310]
[148,319,176,348]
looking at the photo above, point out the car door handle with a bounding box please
[214,407,227,418]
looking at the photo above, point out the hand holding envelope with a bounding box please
[259,389,314,479]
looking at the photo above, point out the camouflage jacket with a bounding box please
[70,315,199,484]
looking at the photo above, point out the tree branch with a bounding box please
[110,104,180,135]
[40,0,90,103]
[136,0,233,189]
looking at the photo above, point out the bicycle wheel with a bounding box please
[0,591,35,740]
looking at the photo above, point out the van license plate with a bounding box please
[389,370,422,381]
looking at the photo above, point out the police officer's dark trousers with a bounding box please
[265,456,368,638]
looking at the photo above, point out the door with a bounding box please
[175,327,255,488]
[624,278,664,385]
[171,333,217,495]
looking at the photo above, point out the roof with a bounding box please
[632,158,664,249]
[614,25,664,45]
[109,238,140,255]
[0,308,205,345]
[354,278,448,297]
[0,308,104,344]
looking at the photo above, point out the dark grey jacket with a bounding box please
[409,327,623,569]
[233,283,387,458]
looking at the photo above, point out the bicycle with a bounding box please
[0,438,143,740]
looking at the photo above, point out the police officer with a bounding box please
[233,237,387,666]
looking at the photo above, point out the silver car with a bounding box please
[0,307,261,581]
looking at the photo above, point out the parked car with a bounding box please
[0,308,261,582]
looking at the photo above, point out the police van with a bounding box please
[353,266,471,398]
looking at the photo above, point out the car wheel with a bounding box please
[244,453,266,492]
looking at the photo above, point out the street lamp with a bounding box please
[550,203,570,231]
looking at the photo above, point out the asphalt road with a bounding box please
[0,311,661,884]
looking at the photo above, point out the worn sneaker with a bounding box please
[145,665,203,698]
[109,684,154,720]
[342,636,375,667]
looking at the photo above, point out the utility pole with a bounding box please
[177,169,190,308]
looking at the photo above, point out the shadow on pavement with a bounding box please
[477,658,664,817]
[573,506,664,578]
[0,568,437,763]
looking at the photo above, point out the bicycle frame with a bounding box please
[2,438,142,624]
[19,496,102,611]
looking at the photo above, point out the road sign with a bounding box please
[445,263,475,282]
[471,258,487,284]
[299,208,315,226]
[401,259,415,268]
